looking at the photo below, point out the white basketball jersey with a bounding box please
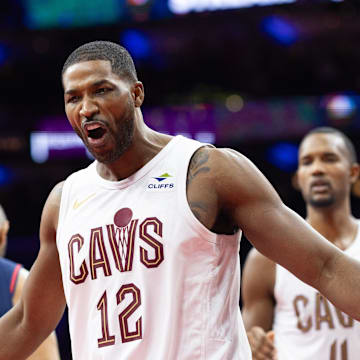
[56,135,251,360]
[273,223,360,360]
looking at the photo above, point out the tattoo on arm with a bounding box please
[186,147,211,186]
[188,201,208,222]
[187,147,211,224]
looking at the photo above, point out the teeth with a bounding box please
[87,124,101,130]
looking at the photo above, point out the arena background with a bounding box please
[1,0,360,358]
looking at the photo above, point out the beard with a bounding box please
[94,110,135,164]
[77,98,135,164]
[308,194,336,208]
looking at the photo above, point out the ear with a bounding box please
[132,81,144,108]
[292,172,300,191]
[350,162,360,185]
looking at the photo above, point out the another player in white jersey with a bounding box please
[2,42,360,360]
[242,127,360,360]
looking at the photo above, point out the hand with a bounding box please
[247,326,277,360]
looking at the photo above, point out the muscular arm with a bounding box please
[12,268,61,360]
[241,248,275,331]
[188,147,360,321]
[0,182,66,359]
[241,249,277,359]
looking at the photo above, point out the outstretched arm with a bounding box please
[205,148,360,321]
[0,182,66,359]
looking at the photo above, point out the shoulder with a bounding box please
[40,181,65,238]
[188,146,278,205]
[44,181,64,210]
[190,146,252,167]
[185,146,251,231]
[186,146,283,231]
[50,181,64,201]
[187,146,254,183]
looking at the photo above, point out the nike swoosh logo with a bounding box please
[73,193,96,210]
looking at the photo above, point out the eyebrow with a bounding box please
[64,79,112,95]
[92,79,112,88]
[300,151,338,159]
[64,89,77,96]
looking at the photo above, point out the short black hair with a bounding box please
[302,126,357,164]
[62,41,138,83]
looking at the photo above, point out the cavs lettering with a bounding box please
[293,292,353,359]
[293,292,354,333]
[67,207,164,347]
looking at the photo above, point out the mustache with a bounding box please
[310,179,332,189]
[81,118,107,130]
[309,179,332,190]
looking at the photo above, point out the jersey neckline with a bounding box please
[344,221,360,255]
[89,135,182,189]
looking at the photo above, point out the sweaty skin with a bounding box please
[1,62,360,359]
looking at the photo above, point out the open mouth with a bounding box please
[84,122,107,140]
[88,127,106,139]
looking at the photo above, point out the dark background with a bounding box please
[1,0,360,358]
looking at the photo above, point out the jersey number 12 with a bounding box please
[96,284,142,347]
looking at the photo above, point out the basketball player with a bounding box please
[242,127,360,359]
[0,204,60,359]
[2,42,360,359]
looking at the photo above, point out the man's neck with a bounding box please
[97,124,172,181]
[306,205,358,251]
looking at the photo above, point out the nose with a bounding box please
[310,159,326,176]
[79,97,99,119]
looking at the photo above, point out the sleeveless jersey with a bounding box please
[0,257,21,316]
[56,135,251,360]
[273,222,360,360]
